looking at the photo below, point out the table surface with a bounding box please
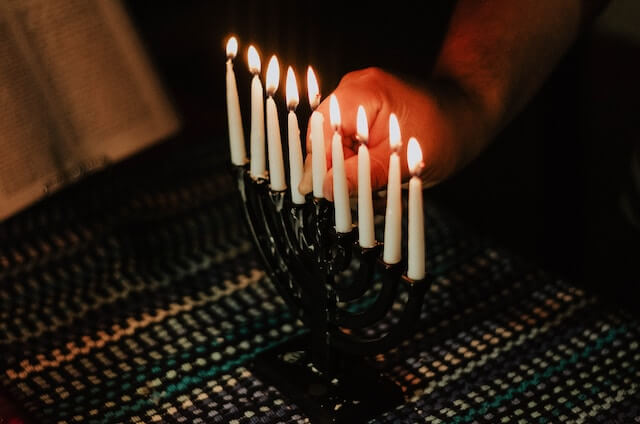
[0,143,639,423]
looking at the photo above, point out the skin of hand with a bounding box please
[298,68,471,201]
[298,0,610,201]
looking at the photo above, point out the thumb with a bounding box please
[322,144,388,201]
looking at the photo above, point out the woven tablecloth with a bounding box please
[0,144,638,423]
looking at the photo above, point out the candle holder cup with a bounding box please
[234,164,430,423]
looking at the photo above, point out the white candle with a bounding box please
[265,55,286,191]
[407,137,425,280]
[225,36,246,165]
[247,46,266,178]
[356,106,375,248]
[307,67,326,198]
[286,67,305,204]
[383,113,402,264]
[329,95,352,233]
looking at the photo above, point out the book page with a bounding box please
[0,0,180,220]
[0,14,70,218]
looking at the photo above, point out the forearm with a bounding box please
[300,0,610,196]
[430,0,610,163]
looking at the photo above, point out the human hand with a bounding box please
[298,67,483,201]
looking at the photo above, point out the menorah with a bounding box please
[234,166,430,423]
[226,37,430,422]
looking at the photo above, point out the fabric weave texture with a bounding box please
[0,145,638,424]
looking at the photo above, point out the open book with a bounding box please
[0,0,180,221]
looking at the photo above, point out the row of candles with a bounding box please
[225,37,425,281]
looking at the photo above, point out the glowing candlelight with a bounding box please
[330,94,351,233]
[265,55,286,191]
[356,106,375,248]
[247,45,265,178]
[407,137,425,280]
[307,66,327,198]
[383,113,402,264]
[286,67,305,204]
[225,36,246,165]
[307,67,326,198]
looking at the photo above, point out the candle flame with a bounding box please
[247,45,260,74]
[329,94,341,129]
[226,36,238,60]
[266,55,279,95]
[307,66,320,109]
[407,137,424,176]
[389,113,401,151]
[286,67,299,110]
[356,105,368,144]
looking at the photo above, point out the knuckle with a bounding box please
[339,67,386,86]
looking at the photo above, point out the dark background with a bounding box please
[0,1,639,420]
[120,1,639,311]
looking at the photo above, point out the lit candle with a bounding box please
[383,113,402,264]
[225,36,246,165]
[307,67,326,198]
[407,137,425,280]
[330,94,352,233]
[286,67,305,204]
[265,55,286,191]
[247,45,266,178]
[356,106,375,248]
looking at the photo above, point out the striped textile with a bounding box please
[0,144,638,424]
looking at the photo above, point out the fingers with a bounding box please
[317,68,391,168]
[301,68,394,199]
[322,142,389,201]
[299,154,313,195]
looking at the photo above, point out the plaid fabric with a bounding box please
[0,144,638,424]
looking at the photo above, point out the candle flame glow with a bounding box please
[226,36,238,60]
[389,113,401,151]
[307,67,320,110]
[286,67,299,110]
[329,94,341,130]
[266,55,279,96]
[356,105,368,144]
[407,137,424,176]
[247,45,260,74]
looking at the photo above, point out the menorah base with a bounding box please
[250,334,405,424]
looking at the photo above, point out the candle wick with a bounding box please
[310,95,320,111]
[411,162,425,178]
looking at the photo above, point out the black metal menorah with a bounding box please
[234,163,430,423]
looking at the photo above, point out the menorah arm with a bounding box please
[264,190,316,291]
[335,243,381,302]
[334,260,402,329]
[330,275,429,356]
[327,230,355,275]
[237,168,308,315]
